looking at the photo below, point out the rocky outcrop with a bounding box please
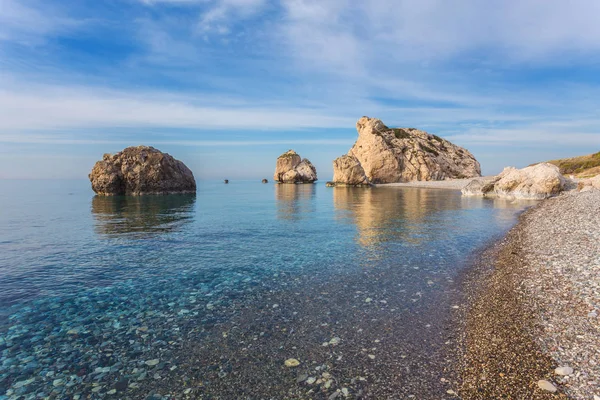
[346,117,481,183]
[274,150,317,183]
[327,155,370,187]
[461,177,497,196]
[462,163,566,199]
[577,175,600,192]
[89,146,196,195]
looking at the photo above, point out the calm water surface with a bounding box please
[0,180,532,399]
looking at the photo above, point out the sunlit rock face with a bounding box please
[578,175,600,192]
[89,146,196,195]
[348,117,481,184]
[327,155,370,187]
[274,150,317,183]
[462,163,566,200]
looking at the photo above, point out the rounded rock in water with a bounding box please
[284,358,300,367]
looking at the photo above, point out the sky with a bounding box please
[1,0,600,180]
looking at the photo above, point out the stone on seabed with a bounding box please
[537,379,557,392]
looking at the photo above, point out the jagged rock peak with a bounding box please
[348,116,481,183]
[274,150,317,183]
[89,146,196,196]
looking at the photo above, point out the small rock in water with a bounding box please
[53,378,65,387]
[145,359,160,366]
[306,377,316,384]
[329,337,341,346]
[365,298,372,303]
[285,358,300,367]
[13,378,35,388]
[554,366,573,376]
[537,380,557,392]
[368,354,376,360]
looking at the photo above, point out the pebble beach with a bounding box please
[461,189,600,399]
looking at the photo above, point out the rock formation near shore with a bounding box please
[462,163,566,199]
[274,150,317,183]
[89,146,196,195]
[345,117,480,183]
[577,175,600,192]
[327,155,370,187]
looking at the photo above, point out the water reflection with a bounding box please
[91,195,196,237]
[275,184,316,221]
[333,187,533,247]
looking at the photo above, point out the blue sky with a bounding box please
[1,0,600,180]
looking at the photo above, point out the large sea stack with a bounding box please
[274,150,317,183]
[89,146,196,195]
[340,117,481,184]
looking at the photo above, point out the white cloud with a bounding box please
[0,78,354,135]
[0,0,79,44]
[279,0,600,76]
[195,0,267,35]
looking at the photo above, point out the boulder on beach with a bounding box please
[577,175,600,192]
[274,150,317,183]
[89,146,196,196]
[346,117,481,183]
[327,155,370,187]
[462,163,566,199]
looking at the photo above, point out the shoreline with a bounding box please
[375,177,494,191]
[459,190,600,399]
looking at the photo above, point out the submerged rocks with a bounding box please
[89,146,196,195]
[274,150,317,183]
[462,163,566,200]
[327,155,370,187]
[346,117,480,183]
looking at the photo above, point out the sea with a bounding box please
[0,180,533,399]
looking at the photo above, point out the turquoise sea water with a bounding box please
[0,180,532,399]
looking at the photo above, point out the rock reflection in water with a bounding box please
[275,184,316,221]
[91,194,196,237]
[333,187,534,247]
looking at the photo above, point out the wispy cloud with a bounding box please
[0,81,353,132]
[0,0,80,44]
[1,0,600,179]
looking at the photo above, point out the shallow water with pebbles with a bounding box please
[0,180,531,399]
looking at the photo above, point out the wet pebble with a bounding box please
[537,380,557,392]
[555,366,573,376]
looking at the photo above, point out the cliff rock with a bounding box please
[274,150,317,183]
[347,117,481,183]
[462,163,566,199]
[89,146,196,195]
[328,155,370,187]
